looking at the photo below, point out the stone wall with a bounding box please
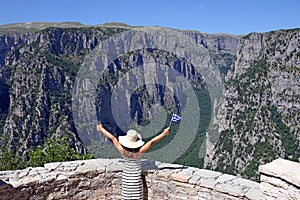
[0,158,259,200]
[259,159,300,199]
[4,158,300,200]
[0,159,297,200]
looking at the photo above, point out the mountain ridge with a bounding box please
[0,23,299,181]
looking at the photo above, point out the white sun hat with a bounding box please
[119,129,145,149]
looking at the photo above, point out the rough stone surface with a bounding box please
[259,158,300,199]
[1,158,298,199]
[0,158,259,200]
[206,29,300,177]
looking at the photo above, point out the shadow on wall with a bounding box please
[0,180,12,190]
[140,160,188,200]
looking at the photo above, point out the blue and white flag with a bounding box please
[171,113,182,123]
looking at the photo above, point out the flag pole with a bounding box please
[168,112,174,127]
[168,119,172,128]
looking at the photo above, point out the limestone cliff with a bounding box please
[0,25,127,159]
[0,23,238,164]
[206,29,300,180]
[0,23,299,181]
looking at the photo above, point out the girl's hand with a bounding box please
[164,127,170,136]
[97,122,103,132]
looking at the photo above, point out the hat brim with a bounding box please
[119,134,145,149]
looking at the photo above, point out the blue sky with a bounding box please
[0,0,299,35]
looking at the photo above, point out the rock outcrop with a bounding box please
[259,158,300,199]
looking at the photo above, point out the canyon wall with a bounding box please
[0,23,299,181]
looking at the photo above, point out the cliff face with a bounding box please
[0,23,299,180]
[206,29,300,179]
[56,27,239,163]
[0,24,239,163]
[0,26,126,159]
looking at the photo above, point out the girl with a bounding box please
[97,123,170,200]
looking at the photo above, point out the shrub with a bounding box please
[28,136,92,167]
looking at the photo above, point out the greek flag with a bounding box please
[171,113,182,122]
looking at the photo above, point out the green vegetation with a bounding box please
[143,112,180,151]
[91,48,212,169]
[213,57,277,179]
[269,105,300,161]
[174,87,211,168]
[87,139,123,159]
[214,129,235,175]
[0,26,40,34]
[28,136,92,167]
[44,53,82,79]
[243,142,277,181]
[0,119,3,136]
[241,33,255,40]
[217,49,299,181]
[0,149,26,171]
[226,58,268,106]
[0,25,129,171]
[0,136,92,170]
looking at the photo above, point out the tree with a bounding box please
[28,136,92,167]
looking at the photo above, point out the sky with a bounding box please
[0,0,299,35]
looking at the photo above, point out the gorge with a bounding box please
[0,22,299,182]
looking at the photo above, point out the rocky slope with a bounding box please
[0,23,299,180]
[0,23,235,163]
[206,29,300,180]
[0,25,127,161]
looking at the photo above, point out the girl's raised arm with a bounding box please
[97,123,124,153]
[139,127,170,154]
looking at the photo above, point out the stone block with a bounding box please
[216,174,236,184]
[15,167,32,180]
[259,158,300,187]
[245,187,260,200]
[3,158,298,200]
[103,159,123,172]
[189,174,201,185]
[169,172,191,183]
[259,159,300,200]
[157,170,174,179]
[56,174,69,181]
[195,169,222,179]
[215,182,244,197]
[260,174,289,189]
[260,182,278,199]
[231,177,259,189]
[198,178,216,189]
[287,184,300,200]
[44,162,62,171]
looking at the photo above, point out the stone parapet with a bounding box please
[0,158,260,199]
[259,158,300,200]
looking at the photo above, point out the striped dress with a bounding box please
[121,151,143,200]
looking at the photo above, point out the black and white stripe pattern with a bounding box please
[122,159,143,200]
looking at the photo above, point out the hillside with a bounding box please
[0,22,299,180]
[206,29,300,180]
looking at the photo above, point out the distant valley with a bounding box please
[0,22,299,181]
